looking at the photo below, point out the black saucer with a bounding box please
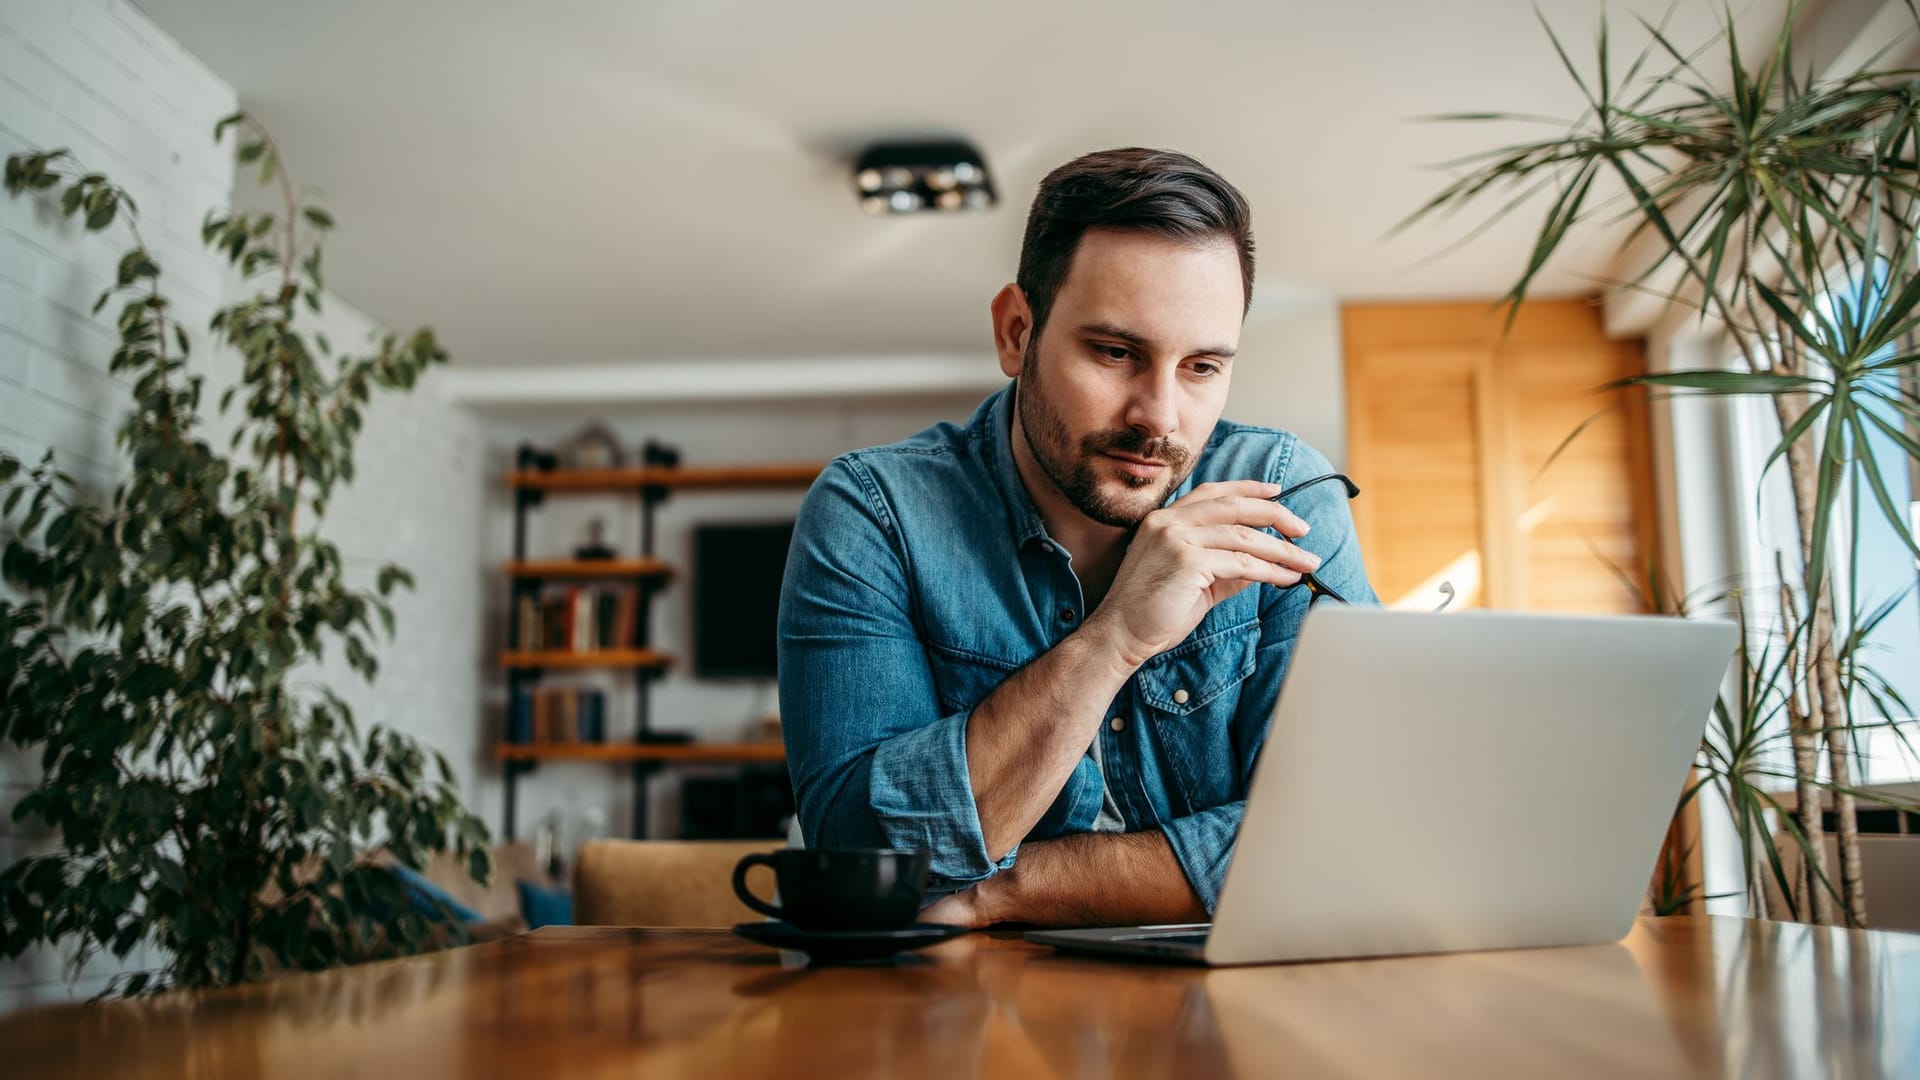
[732,920,968,964]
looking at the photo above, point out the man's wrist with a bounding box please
[979,861,1019,926]
[1071,611,1152,681]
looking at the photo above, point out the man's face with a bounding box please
[1007,228,1243,528]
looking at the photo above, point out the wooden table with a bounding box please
[3,916,1915,1077]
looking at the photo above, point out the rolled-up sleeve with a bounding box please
[778,458,1011,891]
[1162,439,1380,913]
[1161,801,1244,912]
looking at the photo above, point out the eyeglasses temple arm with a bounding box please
[1272,473,1360,503]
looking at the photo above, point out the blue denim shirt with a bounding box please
[777,383,1376,911]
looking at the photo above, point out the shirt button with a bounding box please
[1110,716,1124,732]
[1059,607,1076,623]
[1173,689,1190,705]
[1039,541,1055,555]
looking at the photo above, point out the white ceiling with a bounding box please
[132,0,1792,369]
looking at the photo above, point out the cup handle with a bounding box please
[732,853,785,920]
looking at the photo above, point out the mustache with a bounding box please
[1081,428,1191,469]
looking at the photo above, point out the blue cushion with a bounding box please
[386,863,482,923]
[516,879,573,929]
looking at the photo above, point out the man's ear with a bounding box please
[989,284,1033,379]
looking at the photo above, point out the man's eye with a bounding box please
[1190,361,1222,377]
[1093,344,1131,362]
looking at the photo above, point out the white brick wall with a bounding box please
[0,0,484,1010]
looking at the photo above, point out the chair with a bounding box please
[572,839,787,927]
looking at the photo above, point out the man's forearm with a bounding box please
[965,620,1138,859]
[977,831,1207,927]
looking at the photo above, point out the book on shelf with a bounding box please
[570,588,591,652]
[510,686,610,745]
[594,591,620,651]
[538,596,569,650]
[514,583,641,652]
[614,589,635,649]
[515,594,539,651]
[531,687,551,742]
[579,689,606,743]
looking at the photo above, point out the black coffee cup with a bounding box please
[731,849,930,931]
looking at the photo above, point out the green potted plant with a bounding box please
[1405,4,1920,925]
[0,113,491,994]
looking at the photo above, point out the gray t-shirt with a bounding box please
[1087,734,1126,832]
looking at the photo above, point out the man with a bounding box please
[777,147,1375,928]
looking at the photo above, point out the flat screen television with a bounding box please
[691,520,795,678]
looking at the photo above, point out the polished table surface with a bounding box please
[3,916,1916,1078]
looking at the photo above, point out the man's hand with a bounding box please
[920,884,995,929]
[964,480,1316,860]
[1083,480,1317,668]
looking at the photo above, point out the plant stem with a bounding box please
[1778,565,1832,922]
[1772,382,1867,926]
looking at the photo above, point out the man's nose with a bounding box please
[1123,367,1180,438]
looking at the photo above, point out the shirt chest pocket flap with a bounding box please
[1136,620,1259,717]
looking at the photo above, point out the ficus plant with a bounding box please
[0,112,491,996]
[1405,3,1920,925]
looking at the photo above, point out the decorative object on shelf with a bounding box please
[748,714,782,745]
[641,438,681,469]
[0,118,491,997]
[852,139,997,216]
[516,442,559,472]
[574,517,617,561]
[636,729,696,746]
[564,420,624,470]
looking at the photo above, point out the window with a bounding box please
[1827,271,1920,783]
[1727,268,1920,784]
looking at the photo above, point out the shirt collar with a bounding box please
[972,381,1051,549]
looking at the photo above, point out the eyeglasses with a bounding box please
[1272,472,1455,613]
[1271,473,1360,605]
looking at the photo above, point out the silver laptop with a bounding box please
[1026,606,1737,965]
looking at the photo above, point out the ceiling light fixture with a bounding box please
[851,140,997,216]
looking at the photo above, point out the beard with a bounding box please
[1016,343,1195,528]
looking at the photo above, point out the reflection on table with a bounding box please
[1,916,1914,1078]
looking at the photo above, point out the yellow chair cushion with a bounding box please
[572,839,787,928]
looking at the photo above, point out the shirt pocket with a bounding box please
[1137,619,1259,814]
[926,644,1021,716]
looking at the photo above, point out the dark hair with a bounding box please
[1016,147,1255,337]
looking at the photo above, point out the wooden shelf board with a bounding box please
[500,649,673,670]
[504,558,672,580]
[508,463,825,493]
[495,742,786,763]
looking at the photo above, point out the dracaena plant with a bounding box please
[1405,3,1920,926]
[0,112,491,996]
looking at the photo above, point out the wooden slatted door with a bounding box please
[1342,300,1658,614]
[1344,344,1489,609]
